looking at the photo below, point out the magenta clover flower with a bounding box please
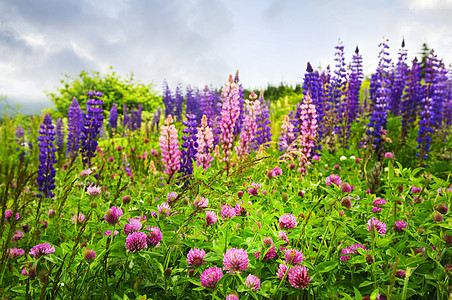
[200,266,223,288]
[325,174,342,187]
[87,186,102,196]
[279,213,297,229]
[367,218,387,235]
[394,220,407,232]
[373,198,386,206]
[340,243,368,262]
[221,204,236,220]
[124,218,142,235]
[288,265,311,289]
[29,243,55,258]
[245,274,260,291]
[206,211,218,225]
[284,249,304,265]
[104,206,123,225]
[194,196,209,209]
[187,248,206,267]
[223,248,249,273]
[277,263,289,280]
[125,232,148,252]
[146,226,162,247]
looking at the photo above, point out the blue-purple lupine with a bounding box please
[186,86,199,121]
[200,85,217,128]
[37,114,57,198]
[109,103,118,132]
[137,103,143,129]
[401,58,423,138]
[303,62,325,151]
[389,40,408,116]
[162,80,175,118]
[123,104,130,129]
[67,97,83,156]
[130,106,137,131]
[80,90,104,166]
[56,118,64,152]
[175,85,184,123]
[16,124,25,163]
[366,40,391,159]
[180,114,198,176]
[327,43,347,137]
[417,97,434,160]
[233,71,245,137]
[340,46,363,147]
[279,110,296,151]
[252,92,272,150]
[152,107,161,133]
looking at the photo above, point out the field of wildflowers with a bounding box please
[1,39,451,299]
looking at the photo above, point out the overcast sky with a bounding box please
[1,0,452,113]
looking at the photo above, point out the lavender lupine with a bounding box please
[174,84,184,122]
[195,115,214,171]
[389,40,408,116]
[233,71,245,137]
[159,115,181,181]
[298,93,318,175]
[55,118,64,151]
[16,124,25,163]
[37,114,57,198]
[130,106,137,131]
[401,58,423,138]
[186,86,199,120]
[279,114,296,151]
[162,80,174,118]
[180,114,198,176]
[123,104,130,129]
[236,93,260,158]
[109,103,118,132]
[200,86,217,128]
[66,97,83,156]
[252,91,272,150]
[80,90,104,166]
[303,62,325,148]
[137,103,143,129]
[366,39,391,159]
[220,75,241,168]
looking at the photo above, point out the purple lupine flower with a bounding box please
[223,248,249,273]
[206,211,217,225]
[145,226,162,247]
[366,39,391,159]
[389,39,408,117]
[159,115,181,181]
[245,274,260,291]
[180,114,198,176]
[162,81,175,118]
[340,243,368,262]
[29,243,55,258]
[104,207,123,225]
[200,85,218,128]
[136,103,143,129]
[109,103,118,131]
[67,98,83,156]
[80,90,104,166]
[125,231,148,252]
[37,113,57,199]
[174,84,184,123]
[401,58,423,138]
[279,213,297,229]
[186,248,206,267]
[200,266,223,288]
[303,62,325,150]
[220,75,241,166]
[130,106,137,131]
[394,220,407,232]
[236,93,260,158]
[123,104,130,129]
[233,70,245,137]
[284,248,304,265]
[252,91,272,150]
[195,115,214,171]
[16,124,26,163]
[367,218,387,235]
[186,86,199,120]
[325,174,342,187]
[298,93,318,175]
[288,265,311,289]
[55,118,64,151]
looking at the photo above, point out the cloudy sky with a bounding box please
[1,0,451,113]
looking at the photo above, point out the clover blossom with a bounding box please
[125,232,148,252]
[187,248,206,267]
[29,243,55,258]
[200,266,223,288]
[245,274,260,291]
[367,218,387,235]
[288,265,311,289]
[223,248,249,273]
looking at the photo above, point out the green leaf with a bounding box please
[315,261,339,273]
[354,287,362,300]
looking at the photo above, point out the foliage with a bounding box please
[45,67,161,117]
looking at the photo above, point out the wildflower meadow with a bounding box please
[1,39,452,300]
